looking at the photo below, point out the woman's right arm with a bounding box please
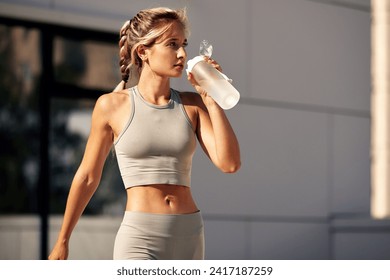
[48,94,114,260]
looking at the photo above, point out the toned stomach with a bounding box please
[125,184,199,214]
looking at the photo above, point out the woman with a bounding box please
[48,7,240,260]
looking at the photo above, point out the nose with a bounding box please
[177,46,187,60]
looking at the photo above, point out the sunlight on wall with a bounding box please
[371,0,390,219]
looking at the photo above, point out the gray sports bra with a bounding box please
[114,86,197,188]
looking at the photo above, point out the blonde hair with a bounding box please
[114,7,189,91]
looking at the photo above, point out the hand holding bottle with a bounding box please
[186,40,240,110]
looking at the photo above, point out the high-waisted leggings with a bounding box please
[113,211,204,260]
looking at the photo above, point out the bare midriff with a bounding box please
[125,185,199,214]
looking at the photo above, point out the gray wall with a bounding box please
[2,0,390,260]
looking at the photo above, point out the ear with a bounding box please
[136,45,148,61]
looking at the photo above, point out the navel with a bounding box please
[164,195,173,206]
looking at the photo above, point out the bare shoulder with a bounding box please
[94,89,131,135]
[95,89,130,113]
[179,91,204,108]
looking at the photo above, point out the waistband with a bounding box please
[121,211,203,236]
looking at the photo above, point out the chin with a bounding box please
[171,72,183,78]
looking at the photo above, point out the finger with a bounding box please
[187,73,200,89]
[187,72,195,84]
[204,57,222,72]
[214,64,222,72]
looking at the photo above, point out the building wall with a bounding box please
[2,0,390,260]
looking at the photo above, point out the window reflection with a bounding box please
[0,25,41,213]
[49,98,124,215]
[54,37,120,91]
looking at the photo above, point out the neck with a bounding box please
[137,67,171,104]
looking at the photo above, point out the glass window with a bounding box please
[49,98,125,215]
[0,25,41,213]
[53,37,120,91]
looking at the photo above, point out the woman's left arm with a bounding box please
[187,60,241,173]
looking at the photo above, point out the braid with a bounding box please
[118,20,131,83]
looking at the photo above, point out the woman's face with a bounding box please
[144,21,188,78]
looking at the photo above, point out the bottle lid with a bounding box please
[186,55,233,83]
[186,55,204,75]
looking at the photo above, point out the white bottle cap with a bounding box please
[186,55,204,75]
[186,55,233,83]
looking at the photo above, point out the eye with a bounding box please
[168,41,178,48]
[167,40,188,49]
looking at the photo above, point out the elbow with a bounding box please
[84,174,101,189]
[220,160,241,174]
[75,169,101,189]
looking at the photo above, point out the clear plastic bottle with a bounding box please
[186,41,240,110]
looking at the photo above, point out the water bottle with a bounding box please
[186,40,240,110]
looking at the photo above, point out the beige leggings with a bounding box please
[113,211,204,260]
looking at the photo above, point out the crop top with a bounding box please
[114,86,197,188]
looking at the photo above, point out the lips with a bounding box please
[174,60,185,67]
[174,64,184,70]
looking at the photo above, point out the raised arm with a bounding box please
[187,59,241,173]
[48,94,114,260]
